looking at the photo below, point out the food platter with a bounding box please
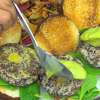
[0,0,100,100]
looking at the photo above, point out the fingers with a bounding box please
[0,0,17,32]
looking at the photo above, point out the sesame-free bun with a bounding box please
[96,0,100,24]
[0,22,21,46]
[63,0,99,29]
[35,16,79,55]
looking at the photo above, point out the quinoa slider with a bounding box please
[79,42,100,68]
[0,43,40,86]
[39,54,87,97]
[40,75,82,97]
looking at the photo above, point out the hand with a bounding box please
[0,0,17,32]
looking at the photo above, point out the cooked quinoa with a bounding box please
[40,75,82,96]
[79,42,100,68]
[0,43,40,86]
[39,53,83,97]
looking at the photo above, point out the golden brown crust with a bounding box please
[0,22,21,46]
[35,16,79,55]
[96,0,100,24]
[35,32,51,52]
[63,0,99,29]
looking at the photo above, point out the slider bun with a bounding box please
[96,0,100,24]
[0,86,19,100]
[63,0,99,29]
[0,22,21,46]
[35,16,79,55]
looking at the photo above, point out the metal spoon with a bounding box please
[12,1,73,80]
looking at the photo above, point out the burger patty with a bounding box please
[79,42,100,68]
[40,75,82,96]
[39,51,83,97]
[0,43,40,86]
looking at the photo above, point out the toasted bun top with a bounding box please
[0,22,21,46]
[63,0,99,29]
[36,16,79,55]
[96,0,100,24]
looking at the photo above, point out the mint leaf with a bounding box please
[79,75,97,100]
[20,83,40,100]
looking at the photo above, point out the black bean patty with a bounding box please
[0,43,40,86]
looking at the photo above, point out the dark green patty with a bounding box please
[0,43,40,86]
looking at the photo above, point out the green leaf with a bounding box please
[80,28,89,34]
[20,83,40,100]
[80,27,100,47]
[69,52,100,75]
[79,75,97,100]
[60,60,87,79]
[87,39,100,47]
[83,88,100,100]
[0,79,16,90]
[70,90,81,100]
[71,88,100,100]
[68,52,100,100]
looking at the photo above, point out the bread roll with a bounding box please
[35,16,79,55]
[96,0,100,24]
[63,0,99,29]
[0,22,21,46]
